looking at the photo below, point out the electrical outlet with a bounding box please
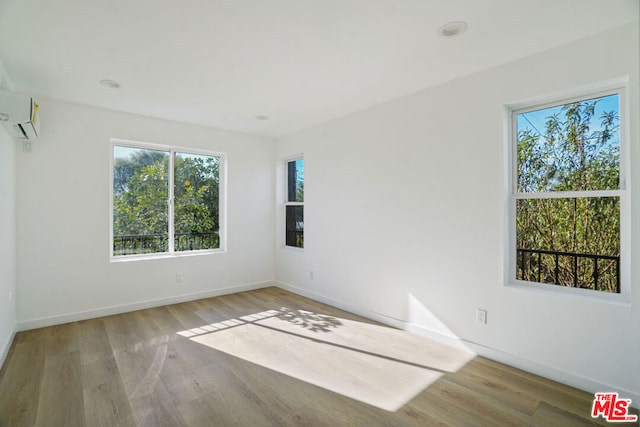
[476,309,487,325]
[309,270,314,280]
[176,273,183,284]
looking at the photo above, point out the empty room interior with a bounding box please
[0,1,639,425]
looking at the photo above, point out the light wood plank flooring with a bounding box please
[0,287,636,426]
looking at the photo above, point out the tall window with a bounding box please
[511,91,624,293]
[285,158,304,248]
[111,142,224,258]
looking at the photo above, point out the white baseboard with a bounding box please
[16,281,272,331]
[412,325,640,404]
[0,329,16,372]
[276,281,640,404]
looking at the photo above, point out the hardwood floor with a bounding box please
[0,287,636,426]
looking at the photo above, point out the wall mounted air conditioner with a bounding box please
[0,90,40,140]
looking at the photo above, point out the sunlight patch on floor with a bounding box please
[178,307,475,411]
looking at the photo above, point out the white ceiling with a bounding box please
[0,0,637,137]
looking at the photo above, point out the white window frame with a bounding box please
[110,138,226,261]
[284,155,304,250]
[505,84,630,303]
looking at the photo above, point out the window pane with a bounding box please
[113,146,169,255]
[516,197,620,292]
[174,152,220,251]
[286,205,304,248]
[287,159,304,202]
[516,94,619,193]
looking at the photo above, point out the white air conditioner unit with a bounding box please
[0,90,40,140]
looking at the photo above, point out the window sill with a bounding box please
[110,249,226,263]
[506,280,630,306]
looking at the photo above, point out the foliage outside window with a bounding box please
[513,92,622,293]
[285,158,304,248]
[112,143,223,258]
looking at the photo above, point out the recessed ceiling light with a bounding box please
[255,115,270,121]
[438,21,468,38]
[99,79,121,89]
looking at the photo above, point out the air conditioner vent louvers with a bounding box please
[0,90,40,140]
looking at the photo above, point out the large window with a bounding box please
[111,141,224,258]
[285,158,304,248]
[510,90,625,294]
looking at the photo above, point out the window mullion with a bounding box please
[514,189,622,199]
[168,150,175,254]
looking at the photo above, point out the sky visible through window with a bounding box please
[293,158,304,198]
[115,146,217,165]
[517,94,619,149]
[114,145,149,159]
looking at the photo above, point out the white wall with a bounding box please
[275,23,639,400]
[0,59,17,368]
[16,98,275,329]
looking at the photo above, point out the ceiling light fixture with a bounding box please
[99,79,121,89]
[438,21,468,38]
